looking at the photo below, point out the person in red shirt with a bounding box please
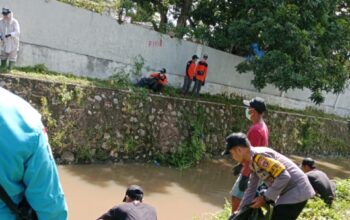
[181,55,198,95]
[230,97,269,212]
[192,54,208,95]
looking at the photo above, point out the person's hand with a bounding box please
[250,196,266,209]
[5,34,11,38]
[228,211,238,220]
[238,175,249,191]
[232,164,242,176]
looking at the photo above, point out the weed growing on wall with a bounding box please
[76,146,95,163]
[56,85,74,106]
[40,96,57,128]
[132,55,145,78]
[108,71,132,89]
[158,105,207,169]
[296,118,324,153]
[123,137,139,154]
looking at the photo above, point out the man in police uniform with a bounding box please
[223,132,315,220]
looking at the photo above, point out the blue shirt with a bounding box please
[0,88,68,219]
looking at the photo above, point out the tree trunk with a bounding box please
[158,2,168,33]
[177,0,193,29]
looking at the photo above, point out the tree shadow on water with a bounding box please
[60,159,236,207]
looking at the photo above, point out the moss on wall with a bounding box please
[1,74,349,166]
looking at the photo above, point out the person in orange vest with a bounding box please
[149,68,168,92]
[136,68,168,92]
[181,55,198,95]
[192,54,208,95]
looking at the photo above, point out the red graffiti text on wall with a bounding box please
[148,39,163,47]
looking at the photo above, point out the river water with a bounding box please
[58,157,349,220]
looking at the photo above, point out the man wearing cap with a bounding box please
[301,157,336,205]
[230,97,269,212]
[97,185,157,220]
[181,55,198,95]
[223,133,315,220]
[192,54,208,95]
[0,8,20,72]
[136,68,168,92]
[149,68,168,92]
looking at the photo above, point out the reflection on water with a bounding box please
[58,157,349,220]
[58,160,235,220]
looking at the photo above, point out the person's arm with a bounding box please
[239,172,259,209]
[185,61,191,77]
[23,128,68,220]
[10,20,20,37]
[204,65,208,79]
[98,207,126,220]
[97,208,115,220]
[256,156,290,202]
[150,73,158,78]
[264,170,291,201]
[240,161,251,177]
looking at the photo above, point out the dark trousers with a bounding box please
[181,76,193,94]
[271,200,307,220]
[192,80,202,95]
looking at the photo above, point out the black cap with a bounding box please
[192,55,199,60]
[222,132,250,156]
[302,158,316,169]
[2,8,11,15]
[159,68,166,74]
[203,54,208,59]
[123,185,144,202]
[243,97,267,113]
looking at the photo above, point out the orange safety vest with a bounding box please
[185,60,196,79]
[150,73,168,86]
[195,61,208,81]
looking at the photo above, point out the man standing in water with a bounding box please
[97,185,157,220]
[0,87,68,219]
[223,133,315,220]
[231,97,269,212]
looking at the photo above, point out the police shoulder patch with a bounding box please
[253,154,286,178]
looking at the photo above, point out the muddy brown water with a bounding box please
[58,157,349,220]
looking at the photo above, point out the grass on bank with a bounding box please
[210,179,350,220]
[3,64,349,121]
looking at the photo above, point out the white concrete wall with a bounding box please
[3,0,350,117]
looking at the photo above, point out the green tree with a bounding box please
[190,0,245,52]
[229,0,350,104]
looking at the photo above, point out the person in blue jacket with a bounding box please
[0,87,68,219]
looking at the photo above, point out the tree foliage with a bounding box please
[230,0,350,104]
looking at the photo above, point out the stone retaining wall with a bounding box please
[1,75,349,164]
